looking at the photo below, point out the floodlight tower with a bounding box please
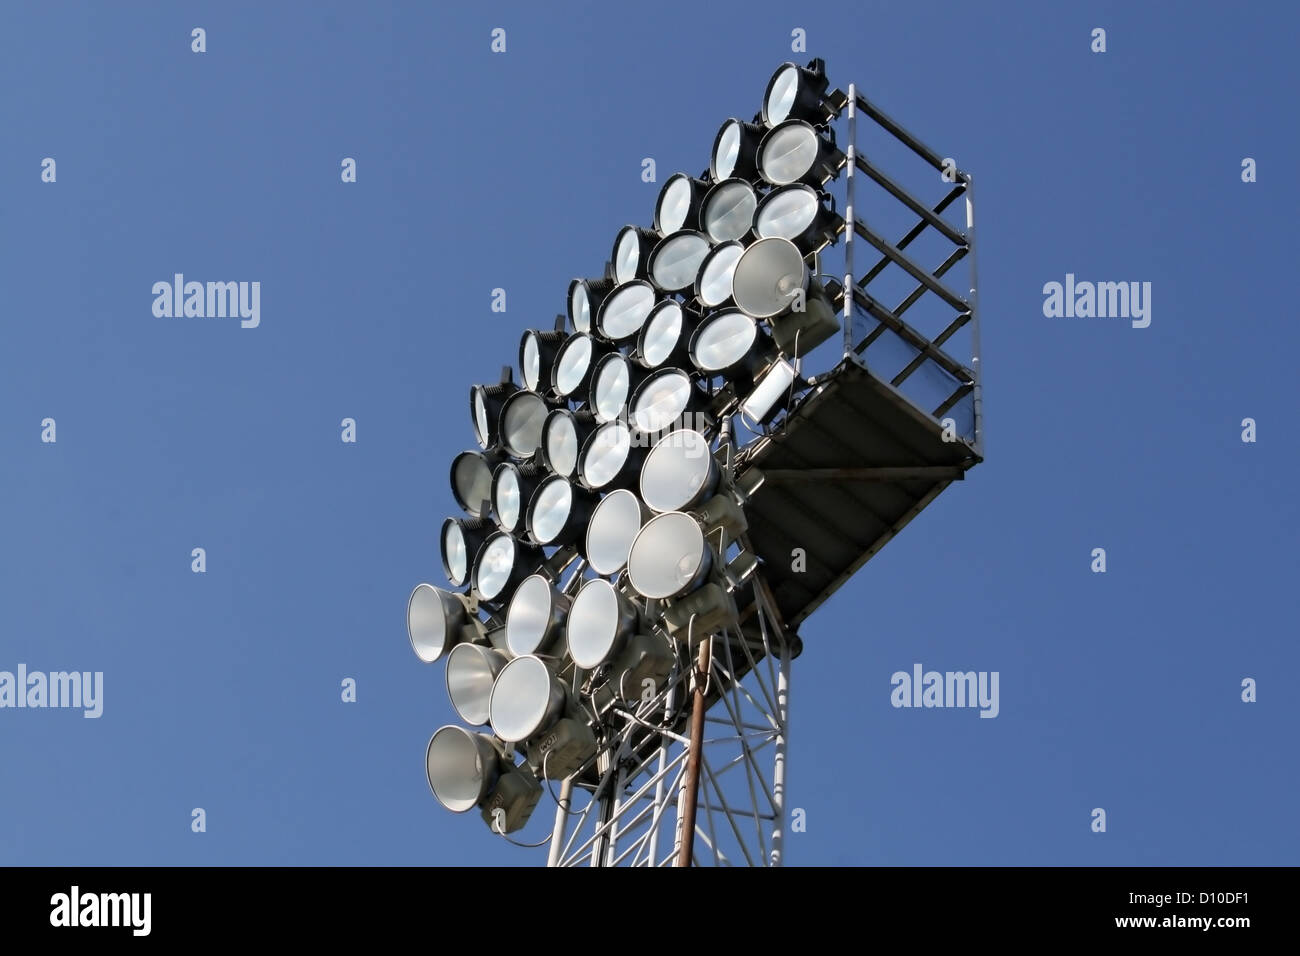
[408,58,983,866]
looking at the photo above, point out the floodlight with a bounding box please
[451,449,504,518]
[577,419,648,491]
[612,226,658,284]
[498,389,550,459]
[584,488,649,576]
[639,429,719,513]
[566,580,673,697]
[688,310,778,381]
[568,578,639,668]
[590,352,647,425]
[626,511,715,600]
[425,725,543,833]
[540,408,596,478]
[753,184,843,254]
[552,332,610,402]
[505,573,571,657]
[740,357,799,426]
[526,474,598,547]
[519,329,566,393]
[491,462,546,535]
[628,367,713,438]
[470,381,518,450]
[595,280,656,343]
[648,231,711,294]
[762,59,832,127]
[425,725,501,812]
[654,173,709,235]
[758,119,845,186]
[700,180,757,244]
[489,655,568,743]
[710,118,764,182]
[693,241,745,310]
[471,531,544,605]
[732,236,841,357]
[634,300,698,370]
[407,583,483,663]
[445,642,509,725]
[441,516,493,588]
[568,276,615,334]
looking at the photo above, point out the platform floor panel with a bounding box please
[738,356,980,629]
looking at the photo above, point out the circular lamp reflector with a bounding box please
[519,329,565,393]
[505,573,569,657]
[701,180,757,244]
[578,420,637,490]
[451,450,498,518]
[732,236,807,319]
[596,280,656,342]
[636,301,690,369]
[499,390,548,459]
[713,120,742,180]
[540,408,589,478]
[629,368,697,436]
[568,578,638,669]
[754,184,820,244]
[528,475,571,545]
[568,277,613,334]
[710,118,762,182]
[591,352,637,424]
[690,310,758,376]
[648,232,711,294]
[488,463,535,538]
[472,532,540,604]
[612,226,657,284]
[654,174,706,235]
[489,655,565,743]
[426,725,499,813]
[441,516,492,588]
[627,511,713,600]
[407,583,465,663]
[552,332,604,400]
[470,382,517,450]
[695,241,744,308]
[522,333,541,388]
[758,119,835,186]
[445,643,507,726]
[585,488,647,576]
[527,474,595,547]
[762,61,830,127]
[640,430,718,513]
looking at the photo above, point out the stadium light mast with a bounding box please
[407,58,983,866]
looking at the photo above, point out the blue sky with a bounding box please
[1,0,1296,866]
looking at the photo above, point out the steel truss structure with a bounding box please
[541,72,982,866]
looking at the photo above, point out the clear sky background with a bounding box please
[1,0,1296,866]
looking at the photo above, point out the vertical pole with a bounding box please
[843,84,857,357]
[769,645,791,866]
[647,678,676,866]
[591,750,613,867]
[675,635,712,867]
[964,174,983,459]
[605,756,627,866]
[546,777,573,867]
